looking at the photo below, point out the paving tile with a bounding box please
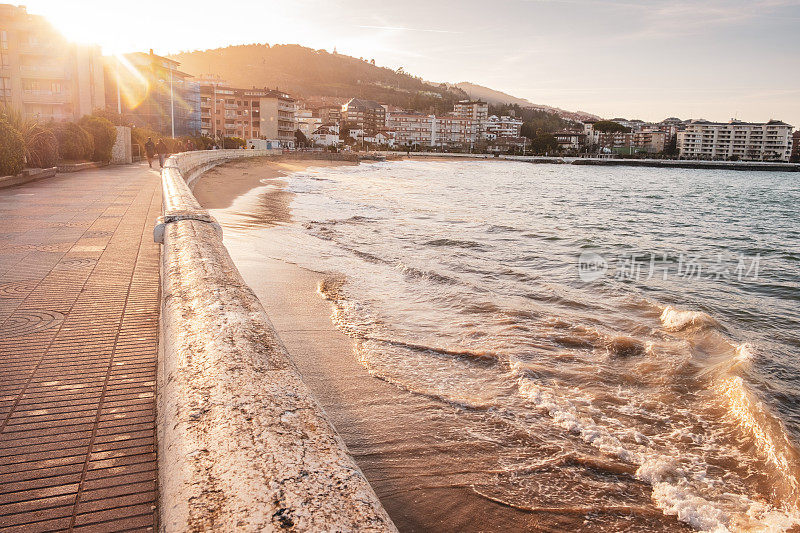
[0,164,160,531]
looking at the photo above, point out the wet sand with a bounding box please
[193,159,690,532]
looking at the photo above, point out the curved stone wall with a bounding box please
[157,150,397,531]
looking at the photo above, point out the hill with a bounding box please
[169,44,599,126]
[455,82,600,122]
[169,44,468,114]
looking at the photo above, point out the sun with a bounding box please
[23,0,152,55]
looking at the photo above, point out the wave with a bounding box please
[424,238,486,250]
[660,306,721,332]
[512,359,800,532]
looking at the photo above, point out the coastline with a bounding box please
[395,152,800,172]
[193,158,692,532]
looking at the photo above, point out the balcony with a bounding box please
[16,41,60,55]
[21,90,70,104]
[19,64,67,78]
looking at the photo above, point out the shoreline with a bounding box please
[193,158,691,532]
[393,152,800,171]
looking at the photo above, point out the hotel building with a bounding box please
[677,119,794,162]
[0,4,105,122]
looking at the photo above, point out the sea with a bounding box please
[223,159,800,532]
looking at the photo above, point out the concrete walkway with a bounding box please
[0,164,161,531]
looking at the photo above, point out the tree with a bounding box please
[339,121,353,141]
[529,133,559,155]
[662,135,678,157]
[294,129,309,148]
[592,120,630,133]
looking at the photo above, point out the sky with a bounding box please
[21,0,800,126]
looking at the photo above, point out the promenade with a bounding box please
[0,164,161,531]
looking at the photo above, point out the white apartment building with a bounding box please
[388,113,478,148]
[677,119,794,161]
[388,113,435,147]
[434,116,475,148]
[486,115,523,138]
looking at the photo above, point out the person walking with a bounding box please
[144,137,156,168]
[156,139,168,168]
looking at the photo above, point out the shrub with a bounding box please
[80,115,116,162]
[0,105,58,168]
[24,123,59,168]
[0,118,24,176]
[222,136,245,149]
[53,122,93,161]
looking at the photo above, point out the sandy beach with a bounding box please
[193,158,691,532]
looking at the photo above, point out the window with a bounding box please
[0,77,9,97]
[0,30,7,50]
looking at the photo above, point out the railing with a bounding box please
[156,149,397,532]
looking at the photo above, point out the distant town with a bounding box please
[1,3,797,165]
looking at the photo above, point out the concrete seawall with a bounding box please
[156,150,397,531]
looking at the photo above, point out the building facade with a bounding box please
[0,4,104,122]
[677,119,793,161]
[388,113,434,147]
[316,105,341,125]
[434,116,475,148]
[341,98,385,134]
[198,81,296,146]
[295,108,321,137]
[453,100,488,140]
[486,115,523,138]
[105,50,199,136]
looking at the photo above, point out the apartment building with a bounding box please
[677,119,793,161]
[388,113,434,147]
[316,105,341,125]
[553,131,586,151]
[105,50,199,136]
[341,98,385,134]
[295,108,321,137]
[453,100,488,139]
[633,130,667,153]
[0,4,104,122]
[256,89,296,145]
[199,81,296,146]
[434,116,475,148]
[486,115,523,138]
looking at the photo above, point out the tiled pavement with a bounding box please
[0,164,161,531]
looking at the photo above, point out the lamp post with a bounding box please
[115,58,121,114]
[169,63,175,139]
